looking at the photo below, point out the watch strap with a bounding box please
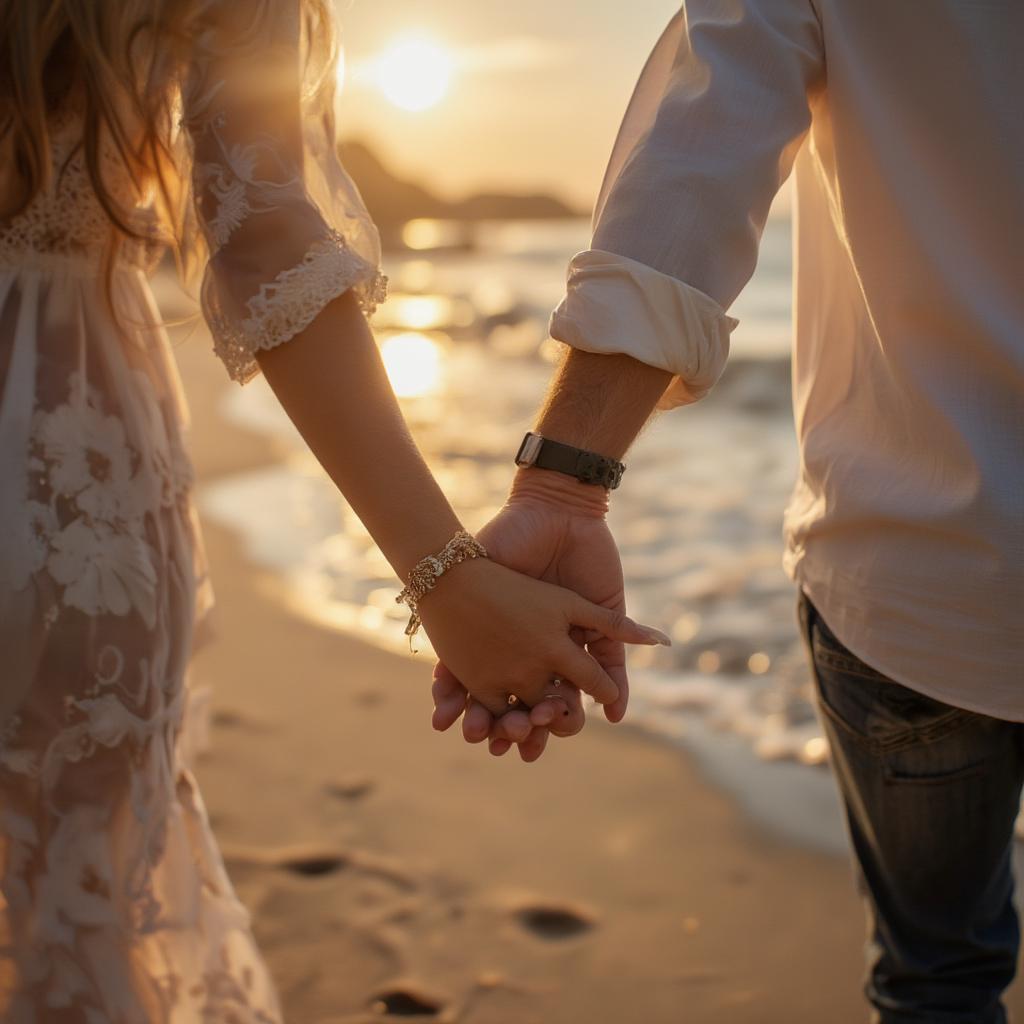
[515,432,626,490]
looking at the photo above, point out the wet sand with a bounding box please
[174,335,1024,1023]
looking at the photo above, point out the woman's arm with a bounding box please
[256,290,460,581]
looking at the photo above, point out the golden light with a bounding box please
[400,218,474,252]
[375,292,474,332]
[696,650,721,674]
[801,736,829,766]
[380,332,444,398]
[389,295,452,330]
[402,219,448,250]
[747,652,771,675]
[371,35,454,112]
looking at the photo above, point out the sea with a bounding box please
[199,215,857,853]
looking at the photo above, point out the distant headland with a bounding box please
[338,139,584,248]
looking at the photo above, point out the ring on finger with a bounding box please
[543,677,565,701]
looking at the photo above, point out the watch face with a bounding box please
[515,433,544,467]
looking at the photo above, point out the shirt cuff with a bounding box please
[548,249,739,409]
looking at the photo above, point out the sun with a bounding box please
[370,35,454,112]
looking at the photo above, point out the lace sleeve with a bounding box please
[183,0,386,384]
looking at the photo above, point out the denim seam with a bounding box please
[813,644,891,683]
[882,759,990,786]
[813,663,976,752]
[814,685,988,789]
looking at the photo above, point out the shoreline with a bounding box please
[173,332,1024,1022]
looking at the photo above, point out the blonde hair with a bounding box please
[0,0,338,290]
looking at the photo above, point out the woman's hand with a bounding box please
[417,556,667,719]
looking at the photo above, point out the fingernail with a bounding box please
[641,626,672,647]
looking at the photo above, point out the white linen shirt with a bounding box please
[550,0,1024,717]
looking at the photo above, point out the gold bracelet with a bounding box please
[396,530,489,651]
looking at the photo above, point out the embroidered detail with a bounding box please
[0,107,163,271]
[184,68,387,387]
[209,232,389,384]
[34,399,141,522]
[14,372,195,625]
[207,172,251,249]
[48,519,159,625]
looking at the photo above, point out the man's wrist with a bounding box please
[508,467,610,517]
[515,431,625,490]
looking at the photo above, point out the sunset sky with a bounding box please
[335,0,681,210]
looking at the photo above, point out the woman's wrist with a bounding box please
[507,467,610,518]
[383,508,465,582]
[396,528,489,647]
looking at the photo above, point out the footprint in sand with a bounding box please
[225,843,349,877]
[211,708,245,728]
[279,851,349,877]
[355,688,387,707]
[516,904,595,941]
[370,986,444,1017]
[224,843,413,888]
[210,708,275,733]
[325,776,376,801]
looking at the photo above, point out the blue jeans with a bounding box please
[798,590,1024,1023]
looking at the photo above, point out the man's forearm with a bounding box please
[534,349,672,460]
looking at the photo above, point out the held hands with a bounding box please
[417,553,666,729]
[427,470,668,761]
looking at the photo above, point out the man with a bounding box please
[432,2,1024,1021]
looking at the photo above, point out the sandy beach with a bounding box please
[175,335,1024,1024]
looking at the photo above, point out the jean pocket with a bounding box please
[810,623,976,756]
[813,664,994,784]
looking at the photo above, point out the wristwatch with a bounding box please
[514,432,626,490]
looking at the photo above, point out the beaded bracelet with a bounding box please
[396,530,489,650]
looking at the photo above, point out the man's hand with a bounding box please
[432,468,649,761]
[432,349,673,760]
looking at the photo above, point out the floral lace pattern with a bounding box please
[209,231,388,383]
[15,371,191,625]
[199,143,258,249]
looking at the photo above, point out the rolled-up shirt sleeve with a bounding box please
[184,0,386,386]
[550,0,824,408]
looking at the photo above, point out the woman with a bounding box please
[0,0,666,1017]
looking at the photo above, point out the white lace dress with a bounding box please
[0,1,384,1019]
